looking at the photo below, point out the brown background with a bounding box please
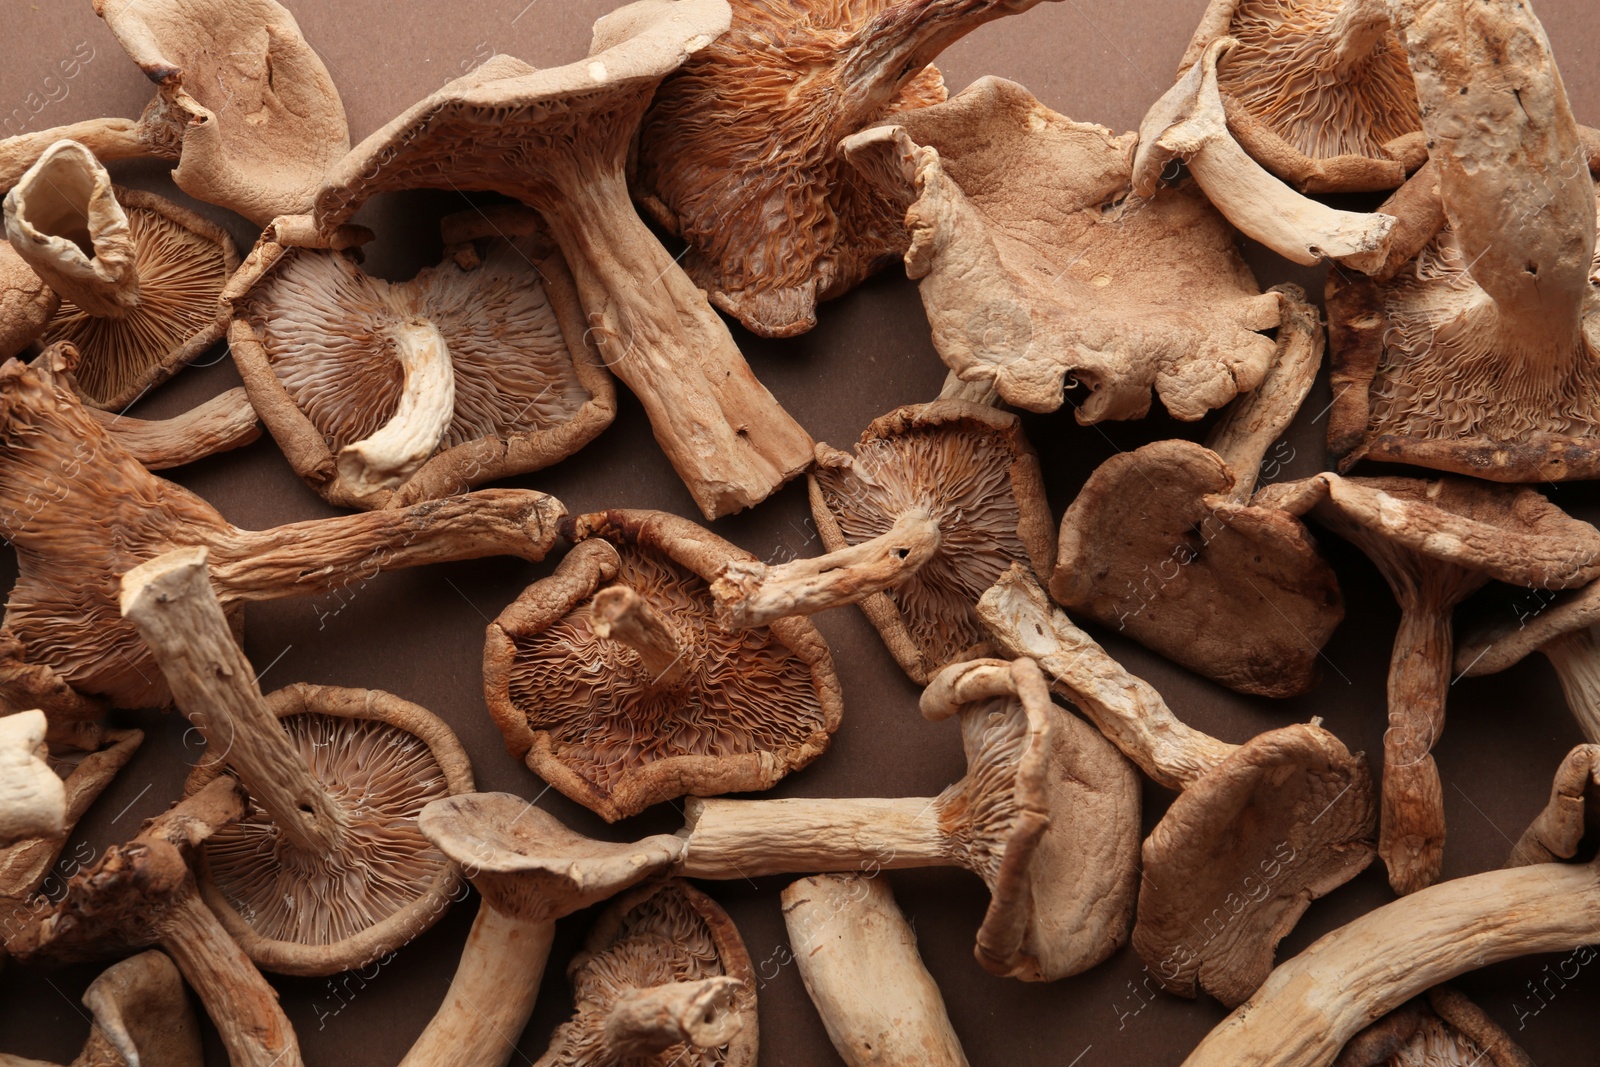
[1,0,1598,1063]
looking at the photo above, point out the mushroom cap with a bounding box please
[1133,722,1377,1007]
[1052,439,1343,698]
[545,879,758,1066]
[1333,986,1535,1067]
[312,0,731,236]
[418,792,686,924]
[809,400,1056,685]
[1455,577,1600,678]
[230,234,614,509]
[0,244,57,359]
[485,509,843,821]
[78,950,203,1067]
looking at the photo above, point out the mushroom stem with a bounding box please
[975,565,1236,790]
[119,547,344,856]
[0,710,63,845]
[937,369,1000,406]
[1540,628,1600,744]
[678,796,952,880]
[1181,860,1600,1067]
[591,584,689,689]
[1321,0,1395,77]
[400,904,556,1067]
[595,977,744,1061]
[0,118,171,191]
[1380,604,1453,895]
[3,141,139,319]
[335,319,457,495]
[88,387,263,469]
[712,509,942,630]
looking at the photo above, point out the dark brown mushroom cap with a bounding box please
[810,400,1056,685]
[418,792,686,924]
[545,879,758,1066]
[1052,440,1343,698]
[181,683,475,976]
[230,235,615,509]
[485,509,843,821]
[1133,722,1377,1007]
[0,244,56,359]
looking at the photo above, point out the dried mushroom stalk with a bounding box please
[308,1,814,519]
[88,386,261,470]
[783,874,969,1067]
[0,349,562,713]
[978,566,1375,1007]
[844,77,1284,421]
[0,712,62,846]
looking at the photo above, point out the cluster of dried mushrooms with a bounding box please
[0,0,1595,1063]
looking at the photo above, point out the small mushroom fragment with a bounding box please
[783,873,969,1067]
[308,1,815,520]
[977,566,1375,1007]
[1050,285,1343,698]
[122,547,474,976]
[1259,473,1600,893]
[679,656,1141,981]
[1455,581,1600,743]
[1134,39,1397,273]
[484,509,842,821]
[6,777,303,1067]
[1325,0,1600,482]
[1505,743,1599,869]
[0,244,57,359]
[0,350,563,714]
[1176,0,1421,193]
[715,400,1055,685]
[633,0,1060,338]
[400,792,686,1067]
[842,77,1284,420]
[1332,986,1534,1067]
[0,712,62,847]
[536,879,755,1066]
[4,141,239,409]
[229,222,615,508]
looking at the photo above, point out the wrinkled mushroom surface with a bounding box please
[1332,986,1533,1067]
[0,244,56,360]
[0,712,61,847]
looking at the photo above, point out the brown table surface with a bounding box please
[2,1,1597,1064]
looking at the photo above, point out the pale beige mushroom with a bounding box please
[0,712,62,847]
[783,873,968,1067]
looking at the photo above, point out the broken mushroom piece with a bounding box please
[4,141,239,409]
[1051,285,1343,698]
[1259,473,1600,894]
[1505,743,1600,869]
[715,400,1055,686]
[537,879,755,1066]
[977,565,1375,1007]
[1325,0,1600,482]
[400,792,685,1067]
[484,509,843,822]
[0,712,62,847]
[0,350,563,715]
[122,547,475,977]
[783,873,969,1067]
[6,777,303,1067]
[1332,986,1534,1067]
[679,656,1141,981]
[1175,0,1421,193]
[308,0,814,520]
[842,77,1284,420]
[633,0,1060,338]
[229,228,614,508]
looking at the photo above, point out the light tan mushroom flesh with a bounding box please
[0,712,62,847]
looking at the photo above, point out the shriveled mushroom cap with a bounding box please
[419,792,686,924]
[0,244,56,359]
[809,400,1056,684]
[74,950,203,1067]
[1455,577,1600,679]
[485,509,843,821]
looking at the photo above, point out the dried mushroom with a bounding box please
[1051,285,1342,698]
[633,0,1058,338]
[1261,473,1600,894]
[122,547,475,976]
[1176,0,1421,192]
[4,141,239,409]
[717,400,1055,686]
[5,777,303,1067]
[843,77,1282,420]
[307,0,814,520]
[1325,0,1600,482]
[538,879,755,1066]
[0,244,56,359]
[783,873,969,1067]
[679,656,1141,981]
[978,566,1374,1007]
[0,711,62,847]
[401,792,685,1067]
[0,349,562,715]
[229,225,615,509]
[1332,986,1533,1067]
[485,508,842,821]
[1505,743,1600,869]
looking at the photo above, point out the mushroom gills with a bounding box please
[335,317,457,494]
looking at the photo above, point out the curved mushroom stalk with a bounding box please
[0,97,186,193]
[401,792,687,1067]
[89,387,262,470]
[0,711,63,846]
[596,978,744,1060]
[783,874,969,1067]
[591,584,690,690]
[679,656,1141,981]
[334,319,456,495]
[1135,38,1396,271]
[977,565,1376,1006]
